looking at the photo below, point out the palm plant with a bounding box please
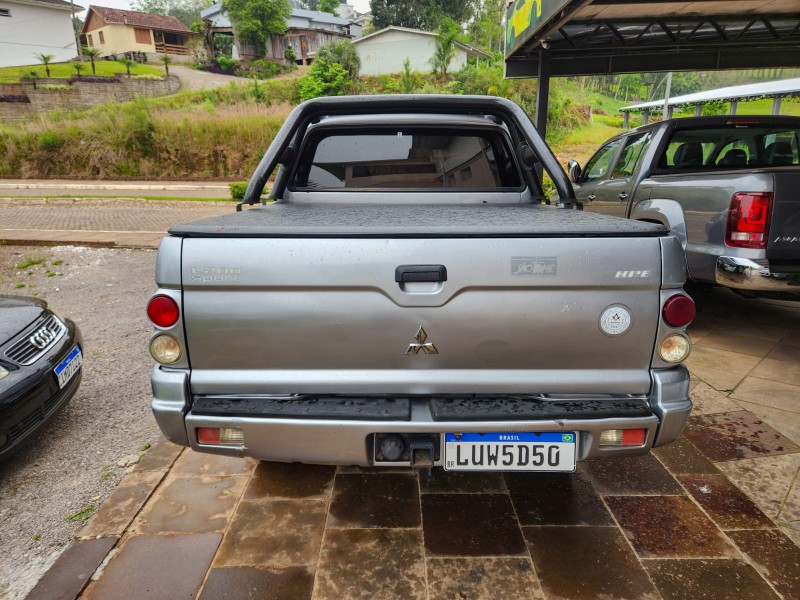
[35,53,54,78]
[160,53,171,76]
[27,70,40,89]
[72,62,85,79]
[83,48,101,75]
[121,57,135,78]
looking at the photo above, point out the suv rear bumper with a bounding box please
[152,366,691,466]
[716,256,800,296]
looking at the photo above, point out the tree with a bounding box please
[132,0,214,27]
[469,0,504,53]
[370,0,475,31]
[83,47,101,74]
[161,53,172,75]
[225,0,291,57]
[399,57,419,93]
[429,18,461,78]
[317,0,339,16]
[72,62,86,79]
[121,57,135,78]
[35,53,54,78]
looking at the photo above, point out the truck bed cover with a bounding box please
[169,203,667,238]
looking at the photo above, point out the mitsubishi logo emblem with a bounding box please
[405,326,438,355]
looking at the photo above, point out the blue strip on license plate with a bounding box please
[445,432,575,444]
[55,346,81,376]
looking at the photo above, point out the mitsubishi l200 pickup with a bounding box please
[569,116,800,300]
[147,95,695,472]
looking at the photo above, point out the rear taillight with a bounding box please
[147,295,179,328]
[725,192,772,249]
[662,294,695,327]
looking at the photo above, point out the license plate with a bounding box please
[54,346,82,389]
[444,432,577,472]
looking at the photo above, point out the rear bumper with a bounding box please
[151,366,692,467]
[716,256,800,296]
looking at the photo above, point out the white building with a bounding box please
[352,26,491,76]
[0,0,81,68]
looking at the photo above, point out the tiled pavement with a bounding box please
[26,289,800,600]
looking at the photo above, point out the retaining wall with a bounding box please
[0,74,180,120]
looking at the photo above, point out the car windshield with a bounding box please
[291,128,522,191]
[659,123,800,169]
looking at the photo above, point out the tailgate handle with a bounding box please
[395,265,447,283]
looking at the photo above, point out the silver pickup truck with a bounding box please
[569,116,800,300]
[147,95,695,472]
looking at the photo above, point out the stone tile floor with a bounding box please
[27,289,800,600]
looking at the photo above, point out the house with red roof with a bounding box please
[81,5,201,58]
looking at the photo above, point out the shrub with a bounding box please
[218,55,236,73]
[38,131,64,151]
[229,182,248,200]
[298,61,349,101]
[315,40,360,79]
[133,74,164,80]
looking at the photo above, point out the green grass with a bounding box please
[0,61,164,83]
[65,504,96,522]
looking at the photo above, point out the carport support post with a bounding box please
[534,50,551,181]
[622,111,629,129]
[642,109,650,125]
[729,101,738,115]
[695,105,703,117]
[772,97,782,115]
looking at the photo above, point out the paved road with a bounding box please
[0,198,235,248]
[0,180,232,199]
[170,65,255,90]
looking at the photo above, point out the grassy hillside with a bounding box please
[0,61,164,83]
[1,65,796,180]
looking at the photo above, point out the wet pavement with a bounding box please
[25,289,800,600]
[4,198,799,599]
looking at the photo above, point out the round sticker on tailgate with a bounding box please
[599,305,633,336]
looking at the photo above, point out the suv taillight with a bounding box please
[725,192,772,249]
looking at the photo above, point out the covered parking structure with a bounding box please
[504,0,800,140]
[619,77,800,126]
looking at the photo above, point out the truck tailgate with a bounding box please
[181,235,663,396]
[767,171,800,266]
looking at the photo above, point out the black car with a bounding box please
[0,296,83,461]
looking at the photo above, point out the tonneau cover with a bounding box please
[169,203,667,238]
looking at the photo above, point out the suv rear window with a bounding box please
[291,128,522,190]
[659,124,800,169]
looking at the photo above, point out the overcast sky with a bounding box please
[77,0,372,17]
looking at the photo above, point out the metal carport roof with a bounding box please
[505,0,800,78]
[620,77,800,113]
[503,0,800,143]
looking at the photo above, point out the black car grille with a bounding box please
[4,314,66,366]
[7,386,64,445]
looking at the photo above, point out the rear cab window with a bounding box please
[291,128,523,191]
[658,123,800,170]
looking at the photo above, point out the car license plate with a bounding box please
[444,432,576,472]
[54,346,82,389]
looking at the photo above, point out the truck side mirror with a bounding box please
[567,160,581,184]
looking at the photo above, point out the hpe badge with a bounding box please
[599,305,632,336]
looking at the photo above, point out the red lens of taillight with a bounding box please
[197,427,220,445]
[725,192,772,249]
[147,295,179,328]
[662,294,695,327]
